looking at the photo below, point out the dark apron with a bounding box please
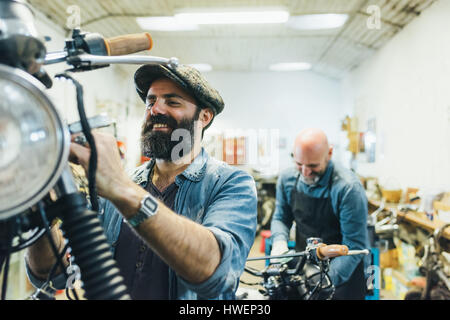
[291,172,366,300]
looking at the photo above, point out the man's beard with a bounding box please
[299,174,321,186]
[140,111,200,161]
[299,162,328,186]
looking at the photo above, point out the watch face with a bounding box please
[143,196,158,212]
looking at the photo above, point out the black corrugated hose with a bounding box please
[58,193,130,300]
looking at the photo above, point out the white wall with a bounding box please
[342,0,450,192]
[204,70,344,174]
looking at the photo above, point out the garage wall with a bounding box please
[342,0,450,192]
[205,70,344,174]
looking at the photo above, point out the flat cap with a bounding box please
[134,64,224,115]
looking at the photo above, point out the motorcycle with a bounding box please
[0,0,176,300]
[239,238,369,300]
[404,223,450,300]
[250,169,277,234]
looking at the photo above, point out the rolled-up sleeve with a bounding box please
[329,182,369,287]
[271,171,294,243]
[177,170,257,298]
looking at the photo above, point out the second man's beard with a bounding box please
[299,164,328,186]
[299,174,321,186]
[140,113,199,161]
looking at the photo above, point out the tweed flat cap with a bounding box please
[134,64,224,115]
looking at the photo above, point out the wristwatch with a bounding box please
[127,194,159,228]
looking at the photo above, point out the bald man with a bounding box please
[270,128,369,300]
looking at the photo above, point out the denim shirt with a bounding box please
[270,161,370,287]
[26,148,257,300]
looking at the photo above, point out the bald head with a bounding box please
[292,128,333,185]
[294,128,330,158]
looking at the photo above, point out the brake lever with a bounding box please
[68,53,179,68]
[45,51,179,70]
[68,113,113,134]
[346,249,370,256]
[68,113,113,146]
[44,51,68,65]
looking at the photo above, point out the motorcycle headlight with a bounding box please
[0,64,69,220]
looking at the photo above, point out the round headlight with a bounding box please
[0,64,69,220]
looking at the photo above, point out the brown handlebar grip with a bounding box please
[104,33,153,56]
[316,244,349,259]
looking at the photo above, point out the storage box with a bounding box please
[381,189,402,203]
[380,248,399,269]
[382,268,418,300]
[434,193,450,223]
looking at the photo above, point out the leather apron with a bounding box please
[290,171,365,300]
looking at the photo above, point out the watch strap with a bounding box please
[127,194,158,228]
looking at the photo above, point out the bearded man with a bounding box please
[270,128,369,300]
[25,64,257,300]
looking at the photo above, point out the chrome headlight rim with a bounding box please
[0,64,70,220]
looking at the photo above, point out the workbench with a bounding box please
[368,199,450,240]
[396,210,450,240]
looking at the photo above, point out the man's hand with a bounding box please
[269,240,291,264]
[26,225,68,280]
[69,132,133,203]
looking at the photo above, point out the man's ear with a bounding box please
[328,145,334,160]
[199,108,214,129]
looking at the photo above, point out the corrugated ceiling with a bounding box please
[28,0,437,79]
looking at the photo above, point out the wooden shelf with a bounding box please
[368,199,450,240]
[396,210,450,239]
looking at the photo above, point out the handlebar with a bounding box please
[316,244,348,259]
[44,30,178,70]
[247,244,369,262]
[104,32,153,56]
[243,243,369,300]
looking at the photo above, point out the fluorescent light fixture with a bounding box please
[269,62,312,72]
[187,63,213,72]
[136,16,198,31]
[287,14,349,30]
[174,9,289,25]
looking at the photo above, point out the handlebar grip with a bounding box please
[316,244,349,259]
[104,33,153,56]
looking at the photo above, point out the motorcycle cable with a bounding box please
[38,202,79,300]
[54,72,99,212]
[307,260,326,300]
[0,230,12,300]
[28,241,69,300]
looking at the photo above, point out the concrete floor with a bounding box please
[236,233,268,299]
